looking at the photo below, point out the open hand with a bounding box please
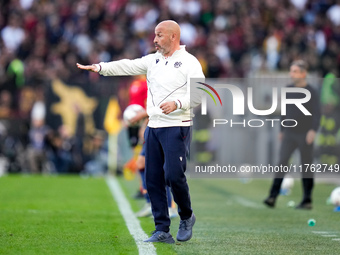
[76,63,99,72]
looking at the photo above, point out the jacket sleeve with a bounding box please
[98,55,153,76]
[178,58,205,111]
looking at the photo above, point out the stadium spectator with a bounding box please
[0,90,13,118]
[1,0,340,86]
[327,0,340,26]
[81,129,108,176]
[26,100,50,173]
[1,14,25,53]
[46,125,77,174]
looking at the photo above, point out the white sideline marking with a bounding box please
[233,195,262,208]
[0,157,7,177]
[106,176,156,255]
[312,231,330,234]
[313,231,340,242]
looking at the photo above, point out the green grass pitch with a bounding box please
[1,174,340,255]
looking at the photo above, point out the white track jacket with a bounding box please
[98,46,205,128]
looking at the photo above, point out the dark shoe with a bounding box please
[177,213,196,242]
[144,231,175,244]
[296,202,312,210]
[263,197,276,208]
[133,190,144,199]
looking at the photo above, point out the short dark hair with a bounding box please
[290,60,308,72]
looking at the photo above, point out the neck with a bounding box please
[295,80,307,87]
[163,44,181,57]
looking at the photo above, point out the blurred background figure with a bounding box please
[264,60,321,210]
[315,69,340,165]
[46,125,74,174]
[0,91,13,118]
[26,100,49,173]
[81,129,108,176]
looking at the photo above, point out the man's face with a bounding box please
[289,65,306,83]
[154,25,172,55]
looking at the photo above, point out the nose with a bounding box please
[153,36,157,44]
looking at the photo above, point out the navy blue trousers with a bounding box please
[139,169,172,206]
[145,126,192,232]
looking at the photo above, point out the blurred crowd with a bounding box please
[1,0,340,84]
[1,0,340,174]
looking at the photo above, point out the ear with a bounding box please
[171,33,176,41]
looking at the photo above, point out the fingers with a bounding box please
[160,102,175,115]
[306,130,315,145]
[161,108,170,114]
[76,63,88,69]
[129,116,138,124]
[76,63,96,72]
[160,103,167,114]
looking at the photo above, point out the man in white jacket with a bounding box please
[77,20,205,244]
